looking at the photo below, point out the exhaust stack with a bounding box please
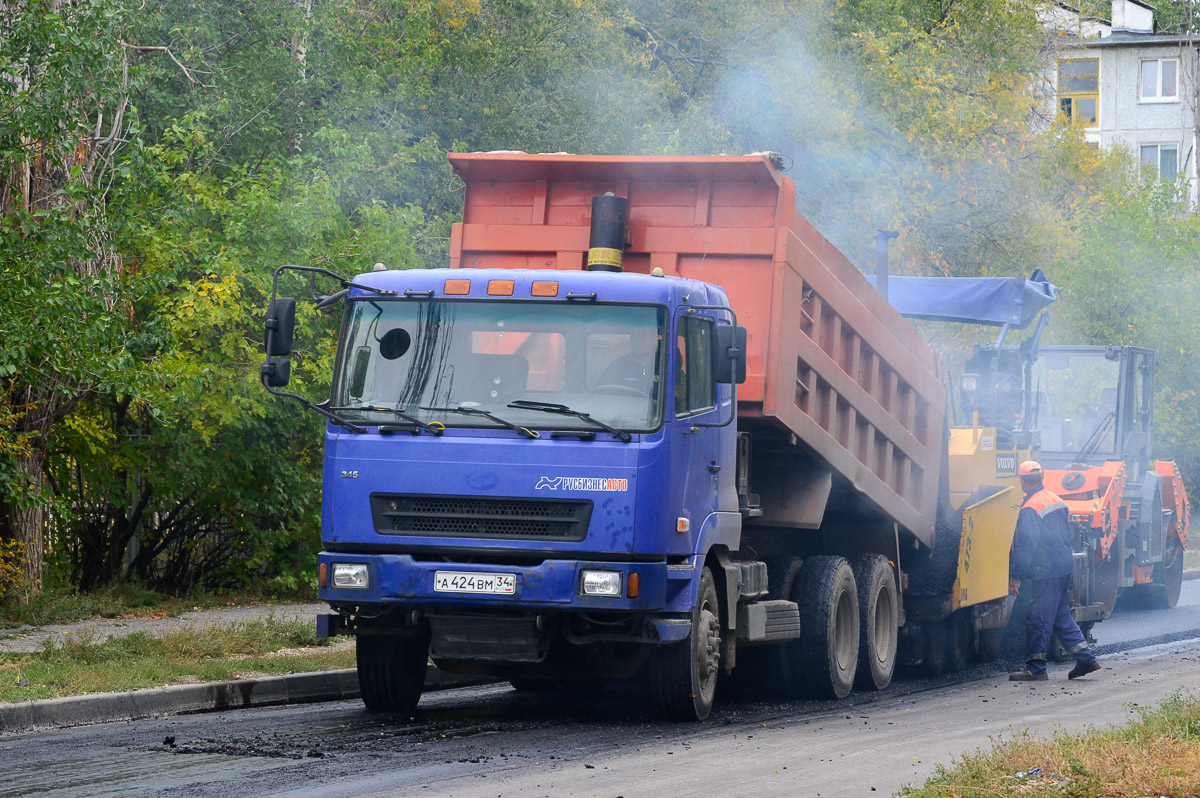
[587,192,627,272]
[874,229,898,301]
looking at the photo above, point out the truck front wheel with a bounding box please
[356,626,430,713]
[651,566,721,721]
[797,556,859,699]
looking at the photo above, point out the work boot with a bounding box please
[1067,660,1101,680]
[1009,669,1048,682]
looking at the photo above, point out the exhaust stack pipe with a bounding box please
[874,229,898,301]
[587,192,627,272]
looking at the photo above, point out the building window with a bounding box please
[1140,144,1178,181]
[1140,59,1178,101]
[1058,59,1099,126]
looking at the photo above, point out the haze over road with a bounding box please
[4,581,1199,798]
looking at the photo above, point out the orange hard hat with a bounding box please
[1018,460,1043,477]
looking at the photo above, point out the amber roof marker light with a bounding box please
[531,281,559,297]
[488,280,515,296]
[444,279,471,295]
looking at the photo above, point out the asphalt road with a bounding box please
[5,582,1200,798]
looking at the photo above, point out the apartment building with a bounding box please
[1045,0,1199,204]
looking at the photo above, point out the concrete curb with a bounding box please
[1185,568,1200,582]
[0,666,485,737]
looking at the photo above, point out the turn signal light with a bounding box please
[444,279,471,295]
[627,572,640,598]
[318,562,328,588]
[488,280,514,296]
[531,281,559,297]
[676,517,691,534]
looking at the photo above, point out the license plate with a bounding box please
[433,571,517,595]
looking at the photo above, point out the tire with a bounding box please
[976,627,1003,662]
[922,620,945,677]
[943,610,971,673]
[796,556,859,700]
[356,626,430,713]
[851,555,898,690]
[1093,551,1120,617]
[1152,538,1184,609]
[651,566,721,721]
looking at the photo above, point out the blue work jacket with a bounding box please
[1010,487,1075,580]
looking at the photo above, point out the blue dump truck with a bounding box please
[262,153,1044,720]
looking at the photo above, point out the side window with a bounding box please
[1135,353,1152,431]
[675,315,715,416]
[674,327,689,415]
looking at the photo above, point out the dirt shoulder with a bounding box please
[0,602,327,654]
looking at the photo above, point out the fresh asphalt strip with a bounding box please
[4,568,1199,736]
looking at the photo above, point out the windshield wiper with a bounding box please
[508,400,632,443]
[1078,410,1117,460]
[421,404,540,439]
[328,405,430,432]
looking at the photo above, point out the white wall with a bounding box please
[1087,43,1200,203]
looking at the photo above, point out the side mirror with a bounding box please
[713,325,747,384]
[266,297,296,357]
[261,356,291,388]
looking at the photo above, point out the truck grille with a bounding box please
[370,494,592,541]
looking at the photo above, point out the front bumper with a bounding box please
[318,551,691,613]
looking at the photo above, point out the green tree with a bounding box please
[0,0,137,599]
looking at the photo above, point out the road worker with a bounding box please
[1009,460,1102,681]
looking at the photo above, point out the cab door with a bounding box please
[664,310,723,549]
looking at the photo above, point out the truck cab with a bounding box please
[315,267,742,701]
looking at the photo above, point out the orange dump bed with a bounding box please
[448,152,945,541]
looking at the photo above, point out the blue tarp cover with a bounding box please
[864,274,1056,329]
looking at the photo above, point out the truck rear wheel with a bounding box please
[797,556,859,700]
[851,555,898,690]
[357,626,430,713]
[651,566,721,721]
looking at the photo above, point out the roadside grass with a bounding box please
[0,583,315,628]
[0,618,353,703]
[898,692,1200,797]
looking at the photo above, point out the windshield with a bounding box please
[332,299,666,432]
[1031,351,1121,454]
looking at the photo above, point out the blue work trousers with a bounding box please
[1025,574,1096,674]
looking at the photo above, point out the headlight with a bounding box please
[960,374,979,392]
[331,563,369,589]
[580,569,622,597]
